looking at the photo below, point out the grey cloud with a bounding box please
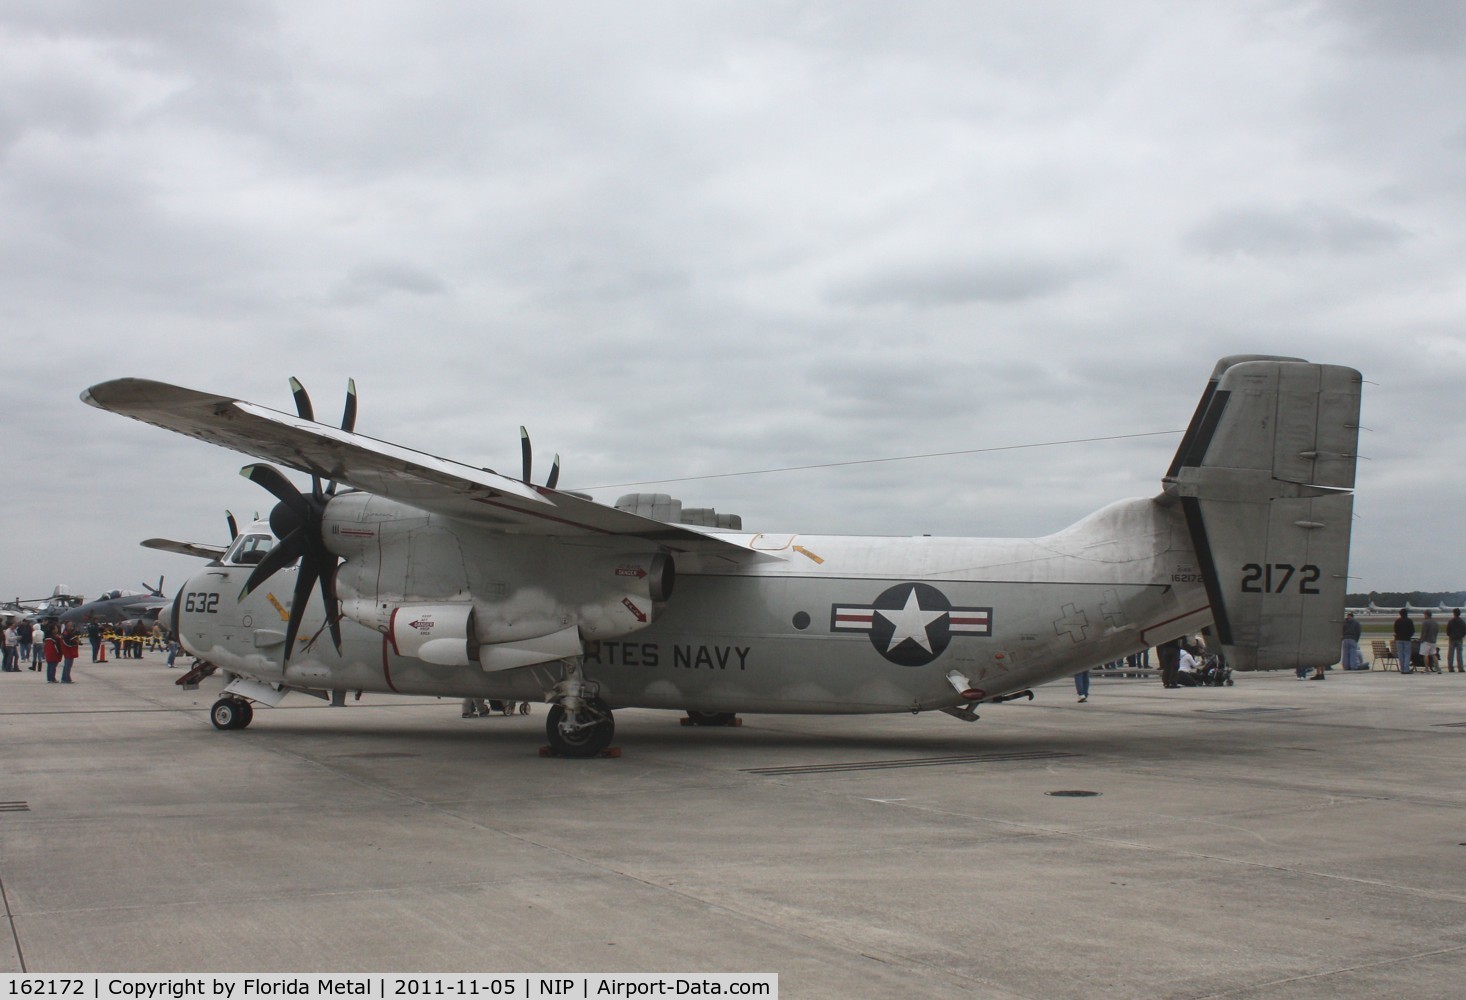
[1325,0,1466,58]
[1184,204,1410,258]
[1,2,1462,598]
[330,261,449,305]
[815,356,986,426]
[828,258,1102,308]
[5,0,282,70]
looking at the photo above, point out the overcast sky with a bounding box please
[2,0,1463,607]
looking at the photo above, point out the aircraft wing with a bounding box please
[142,538,229,561]
[84,379,756,557]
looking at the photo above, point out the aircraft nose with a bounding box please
[158,600,174,633]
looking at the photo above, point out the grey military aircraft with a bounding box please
[7,586,84,620]
[82,355,1360,756]
[59,577,171,625]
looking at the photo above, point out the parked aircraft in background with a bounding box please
[59,578,170,625]
[83,355,1361,756]
[1345,601,1466,620]
[6,585,84,621]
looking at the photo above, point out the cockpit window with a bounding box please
[225,534,275,566]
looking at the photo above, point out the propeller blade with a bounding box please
[239,530,306,598]
[226,511,239,541]
[341,379,357,433]
[326,378,359,496]
[520,426,532,483]
[318,558,344,653]
[546,454,561,491]
[282,556,320,657]
[287,379,325,497]
[240,465,310,522]
[289,377,315,422]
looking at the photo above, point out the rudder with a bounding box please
[1164,357,1362,670]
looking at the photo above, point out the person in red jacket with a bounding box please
[58,626,80,683]
[43,626,62,683]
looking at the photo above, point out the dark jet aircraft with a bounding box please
[59,578,170,625]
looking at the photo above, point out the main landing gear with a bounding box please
[542,658,616,757]
[545,697,615,757]
[210,696,254,730]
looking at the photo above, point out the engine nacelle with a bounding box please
[646,551,675,603]
[575,551,675,638]
[388,604,475,667]
[327,491,681,660]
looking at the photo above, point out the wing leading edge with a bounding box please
[83,378,754,556]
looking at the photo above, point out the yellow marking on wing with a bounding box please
[793,545,825,564]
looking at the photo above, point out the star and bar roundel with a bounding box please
[830,582,993,666]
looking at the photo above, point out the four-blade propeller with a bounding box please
[240,378,558,662]
[238,379,356,660]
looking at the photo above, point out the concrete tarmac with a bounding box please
[2,655,1465,998]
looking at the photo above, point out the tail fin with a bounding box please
[1164,357,1362,670]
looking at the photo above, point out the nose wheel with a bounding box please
[210,696,254,730]
[545,697,614,757]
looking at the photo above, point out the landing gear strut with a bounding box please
[542,657,616,757]
[210,696,254,730]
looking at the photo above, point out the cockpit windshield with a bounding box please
[225,533,275,566]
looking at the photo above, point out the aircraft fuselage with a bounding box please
[173,495,1209,714]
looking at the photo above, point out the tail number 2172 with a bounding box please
[1241,563,1321,595]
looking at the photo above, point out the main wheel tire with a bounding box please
[545,698,614,757]
[685,711,737,727]
[235,699,254,728]
[210,697,248,730]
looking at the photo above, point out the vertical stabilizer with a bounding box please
[1163,358,1361,670]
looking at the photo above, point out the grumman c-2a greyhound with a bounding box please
[82,355,1361,757]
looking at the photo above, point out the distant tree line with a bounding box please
[1346,592,1466,608]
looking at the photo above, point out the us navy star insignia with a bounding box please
[878,589,946,652]
[830,583,993,666]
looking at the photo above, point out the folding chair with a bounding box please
[1371,639,1399,672]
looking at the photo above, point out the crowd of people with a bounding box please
[1385,607,1466,674]
[1,617,172,683]
[1073,609,1466,703]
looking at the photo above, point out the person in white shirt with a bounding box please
[1176,645,1201,687]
